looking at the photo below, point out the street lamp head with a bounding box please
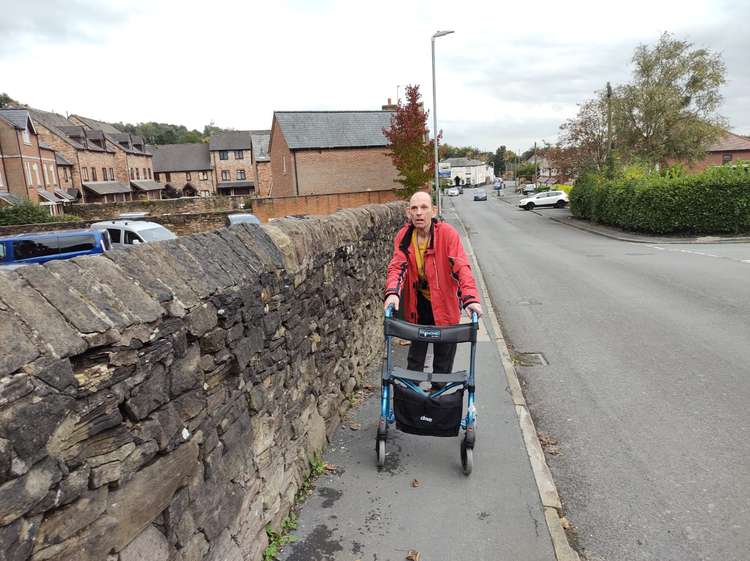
[432,30,455,39]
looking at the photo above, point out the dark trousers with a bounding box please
[407,292,457,373]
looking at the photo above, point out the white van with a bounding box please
[90,220,176,246]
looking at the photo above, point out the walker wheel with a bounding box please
[460,439,473,476]
[376,439,386,468]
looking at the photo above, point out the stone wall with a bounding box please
[0,201,404,561]
[65,196,247,221]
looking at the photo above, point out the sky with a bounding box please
[1,0,748,153]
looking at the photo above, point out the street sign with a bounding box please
[438,171,451,178]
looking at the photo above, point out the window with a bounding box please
[13,238,57,260]
[91,167,97,181]
[723,153,733,164]
[219,151,228,160]
[186,172,192,181]
[33,163,40,185]
[82,167,89,181]
[235,150,243,160]
[124,230,143,245]
[102,167,107,181]
[22,128,30,145]
[165,172,171,182]
[143,168,147,179]
[136,168,140,180]
[148,169,152,179]
[200,171,208,180]
[237,169,246,180]
[154,172,160,181]
[107,228,121,244]
[109,168,114,181]
[0,169,4,188]
[130,168,134,180]
[221,170,230,181]
[49,165,56,186]
[43,164,50,185]
[57,234,96,254]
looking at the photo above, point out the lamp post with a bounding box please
[432,29,454,218]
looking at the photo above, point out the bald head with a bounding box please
[407,191,435,234]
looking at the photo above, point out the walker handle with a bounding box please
[471,311,478,324]
[385,304,395,319]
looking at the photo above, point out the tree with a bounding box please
[557,94,610,175]
[615,32,726,167]
[0,93,17,109]
[382,84,438,199]
[491,146,506,176]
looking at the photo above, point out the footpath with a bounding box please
[278,212,574,561]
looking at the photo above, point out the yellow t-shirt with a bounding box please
[411,230,431,300]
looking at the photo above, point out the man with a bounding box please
[384,191,483,375]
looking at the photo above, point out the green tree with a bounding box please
[382,84,438,199]
[0,93,17,109]
[558,94,610,175]
[615,32,726,167]
[492,146,506,176]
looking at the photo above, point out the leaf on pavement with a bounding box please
[560,516,572,530]
[406,550,421,561]
[411,479,421,488]
[349,422,361,431]
[324,463,337,473]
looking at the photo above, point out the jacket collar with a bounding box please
[399,218,437,252]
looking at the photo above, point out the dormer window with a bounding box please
[22,128,31,145]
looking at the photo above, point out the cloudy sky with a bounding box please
[1,0,747,152]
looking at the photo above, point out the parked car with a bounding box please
[446,187,460,197]
[0,229,111,269]
[522,184,537,195]
[473,189,488,201]
[91,220,176,246]
[518,190,569,210]
[226,213,261,226]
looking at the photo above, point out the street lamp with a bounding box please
[432,29,454,218]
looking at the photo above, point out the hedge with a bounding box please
[569,165,750,235]
[0,202,80,227]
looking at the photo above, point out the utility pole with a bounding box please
[533,141,537,186]
[606,81,613,176]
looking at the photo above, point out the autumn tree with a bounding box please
[383,85,438,199]
[557,94,610,175]
[615,32,726,167]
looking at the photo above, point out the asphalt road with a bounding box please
[445,188,750,561]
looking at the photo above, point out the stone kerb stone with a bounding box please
[0,202,404,561]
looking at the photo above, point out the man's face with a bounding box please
[407,193,434,230]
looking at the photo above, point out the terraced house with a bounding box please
[150,143,215,196]
[209,131,257,196]
[0,109,70,213]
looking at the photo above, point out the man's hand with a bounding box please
[384,294,400,313]
[465,302,482,319]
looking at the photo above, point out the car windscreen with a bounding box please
[137,227,177,242]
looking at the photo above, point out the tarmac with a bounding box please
[278,208,577,561]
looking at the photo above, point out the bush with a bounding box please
[569,164,750,235]
[0,202,80,226]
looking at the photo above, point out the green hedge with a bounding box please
[0,202,80,227]
[570,165,750,235]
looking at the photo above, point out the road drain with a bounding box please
[514,352,548,367]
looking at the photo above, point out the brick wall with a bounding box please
[211,148,255,186]
[0,157,7,191]
[681,150,750,172]
[295,146,398,195]
[269,118,296,198]
[126,153,154,182]
[34,124,85,189]
[39,147,58,190]
[249,190,399,222]
[255,161,272,197]
[0,202,404,561]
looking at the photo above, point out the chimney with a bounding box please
[381,97,397,111]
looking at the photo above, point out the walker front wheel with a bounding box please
[376,439,386,468]
[460,440,473,476]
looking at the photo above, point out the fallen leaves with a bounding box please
[406,550,421,561]
[349,422,361,431]
[324,463,337,473]
[538,432,560,455]
[410,479,421,488]
[560,516,572,530]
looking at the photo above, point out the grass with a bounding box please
[262,454,327,560]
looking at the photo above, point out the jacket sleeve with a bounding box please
[447,228,480,308]
[384,230,408,300]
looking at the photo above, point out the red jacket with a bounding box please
[384,220,480,325]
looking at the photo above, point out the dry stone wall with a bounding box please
[0,202,405,561]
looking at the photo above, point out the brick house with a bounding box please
[250,130,271,197]
[150,143,215,196]
[68,114,161,200]
[27,108,130,203]
[209,131,256,196]
[269,111,398,197]
[682,131,750,172]
[0,109,66,213]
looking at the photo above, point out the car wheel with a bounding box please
[525,202,535,210]
[554,200,566,208]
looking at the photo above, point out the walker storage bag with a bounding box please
[393,384,464,437]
